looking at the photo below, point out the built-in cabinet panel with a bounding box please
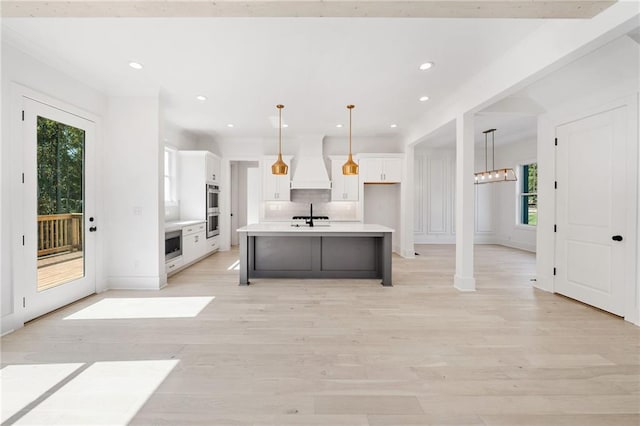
[262,156,292,201]
[361,157,402,183]
[205,153,221,183]
[179,150,221,219]
[183,230,206,261]
[329,156,358,201]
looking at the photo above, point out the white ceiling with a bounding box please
[417,32,640,150]
[2,17,545,139]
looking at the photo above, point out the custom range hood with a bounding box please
[290,136,331,190]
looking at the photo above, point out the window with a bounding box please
[164,147,177,204]
[519,162,537,226]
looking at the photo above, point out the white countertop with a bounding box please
[237,223,394,233]
[165,219,205,232]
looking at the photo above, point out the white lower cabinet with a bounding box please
[183,230,206,263]
[165,257,184,275]
[206,235,220,253]
[166,223,219,276]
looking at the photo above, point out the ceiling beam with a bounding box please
[0,0,617,19]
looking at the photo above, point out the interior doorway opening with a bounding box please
[229,161,259,247]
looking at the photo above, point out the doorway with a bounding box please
[229,161,259,246]
[22,97,96,321]
[555,106,635,316]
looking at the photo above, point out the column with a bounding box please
[454,113,476,291]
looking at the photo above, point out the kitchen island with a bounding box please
[236,223,393,286]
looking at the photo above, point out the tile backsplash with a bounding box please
[264,189,358,221]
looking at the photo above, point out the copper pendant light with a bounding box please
[342,104,359,175]
[271,104,288,175]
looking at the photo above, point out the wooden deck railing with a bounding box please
[38,213,83,257]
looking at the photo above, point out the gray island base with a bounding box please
[237,223,394,286]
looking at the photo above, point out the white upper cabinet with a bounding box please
[262,156,292,201]
[329,156,359,201]
[179,150,220,220]
[205,153,221,183]
[360,156,403,183]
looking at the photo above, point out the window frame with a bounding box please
[516,160,538,228]
[164,146,178,206]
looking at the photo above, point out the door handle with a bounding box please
[612,235,623,241]
[89,226,97,232]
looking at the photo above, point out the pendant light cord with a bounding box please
[349,107,352,155]
[279,106,282,153]
[492,130,495,171]
[484,132,488,172]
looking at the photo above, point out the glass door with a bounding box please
[22,97,96,321]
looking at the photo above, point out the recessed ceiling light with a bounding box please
[283,124,289,128]
[419,62,434,71]
[227,124,234,128]
[419,96,430,102]
[196,95,207,101]
[128,62,143,70]
[390,124,398,128]
[336,124,343,128]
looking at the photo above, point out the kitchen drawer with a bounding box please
[182,222,206,236]
[166,256,184,275]
[206,236,219,253]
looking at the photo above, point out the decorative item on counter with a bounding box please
[271,104,289,175]
[474,128,517,184]
[342,104,359,175]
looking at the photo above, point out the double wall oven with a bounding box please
[206,184,220,238]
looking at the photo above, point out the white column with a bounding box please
[454,113,476,291]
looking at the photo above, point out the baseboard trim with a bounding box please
[454,274,476,292]
[107,276,162,290]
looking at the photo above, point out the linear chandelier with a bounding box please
[474,128,517,184]
[271,104,288,175]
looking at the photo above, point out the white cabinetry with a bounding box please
[262,156,292,201]
[179,150,221,220]
[206,235,220,253]
[182,223,207,264]
[206,153,221,183]
[165,257,184,275]
[360,157,402,183]
[329,156,359,201]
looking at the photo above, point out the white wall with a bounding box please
[413,140,537,250]
[1,43,108,334]
[493,138,537,252]
[160,108,199,222]
[413,148,456,243]
[104,96,163,290]
[535,82,639,324]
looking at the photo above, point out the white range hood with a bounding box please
[290,136,331,190]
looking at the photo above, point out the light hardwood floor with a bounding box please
[2,245,639,425]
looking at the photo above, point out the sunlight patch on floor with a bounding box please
[14,360,179,425]
[63,296,214,320]
[1,363,84,423]
[227,259,240,270]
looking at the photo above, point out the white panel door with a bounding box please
[22,97,96,321]
[555,107,627,315]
